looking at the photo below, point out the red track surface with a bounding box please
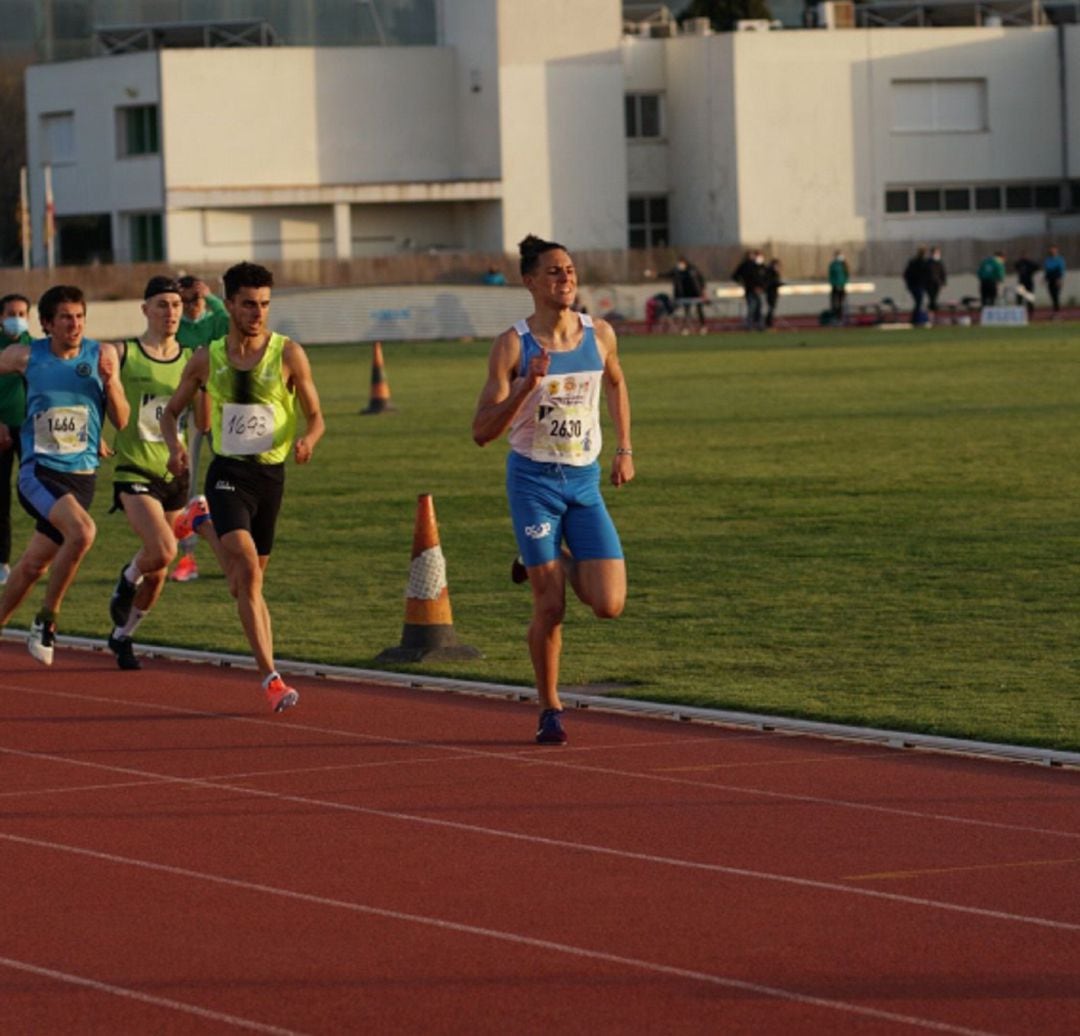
[2,643,1078,1035]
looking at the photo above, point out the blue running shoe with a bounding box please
[535,708,567,745]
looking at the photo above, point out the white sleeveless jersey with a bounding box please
[507,314,604,466]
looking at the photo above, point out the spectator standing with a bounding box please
[977,251,1006,308]
[903,247,929,325]
[1014,253,1039,318]
[827,251,849,323]
[732,250,767,331]
[1043,245,1066,315]
[925,247,947,315]
[665,256,708,333]
[763,258,783,329]
[0,294,32,585]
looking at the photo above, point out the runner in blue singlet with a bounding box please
[0,284,130,665]
[472,234,636,745]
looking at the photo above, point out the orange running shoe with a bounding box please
[265,674,299,714]
[170,554,199,583]
[173,495,209,540]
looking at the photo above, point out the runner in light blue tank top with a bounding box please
[0,284,130,667]
[473,235,636,746]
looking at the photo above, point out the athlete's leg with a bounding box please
[39,494,96,614]
[0,531,59,625]
[218,527,275,678]
[524,559,567,713]
[121,493,178,613]
[566,556,626,619]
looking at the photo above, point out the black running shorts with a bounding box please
[204,455,285,557]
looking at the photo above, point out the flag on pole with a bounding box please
[18,165,31,270]
[43,163,56,268]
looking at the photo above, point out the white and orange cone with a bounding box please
[360,341,395,414]
[377,494,481,663]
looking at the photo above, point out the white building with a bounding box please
[23,0,1080,267]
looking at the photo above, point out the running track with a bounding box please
[2,641,1078,1035]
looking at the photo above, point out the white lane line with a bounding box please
[0,955,307,1035]
[0,833,1003,1036]
[5,681,1079,843]
[2,745,1077,933]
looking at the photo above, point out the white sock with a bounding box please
[124,559,144,586]
[114,606,147,640]
[262,671,281,689]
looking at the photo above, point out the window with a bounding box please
[943,188,971,211]
[628,195,668,248]
[1005,185,1033,209]
[41,111,75,164]
[118,104,159,157]
[128,212,163,261]
[891,79,987,133]
[914,189,941,212]
[974,186,1002,210]
[625,93,662,139]
[1034,184,1060,209]
[884,190,910,214]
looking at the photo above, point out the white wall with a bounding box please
[160,48,460,188]
[495,0,627,252]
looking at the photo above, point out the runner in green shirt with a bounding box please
[170,275,227,582]
[0,293,31,584]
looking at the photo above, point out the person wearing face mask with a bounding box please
[0,294,32,585]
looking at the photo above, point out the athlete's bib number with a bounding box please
[221,403,274,455]
[137,394,170,442]
[533,402,591,461]
[33,405,89,456]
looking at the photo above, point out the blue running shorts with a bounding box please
[506,450,623,568]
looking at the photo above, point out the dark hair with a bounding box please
[223,261,273,299]
[143,275,181,299]
[0,293,30,312]
[177,275,198,289]
[518,234,568,277]
[38,285,85,324]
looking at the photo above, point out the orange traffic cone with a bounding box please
[360,341,395,414]
[376,494,482,663]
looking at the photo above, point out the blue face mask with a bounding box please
[2,315,28,338]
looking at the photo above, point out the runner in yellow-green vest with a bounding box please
[105,276,199,671]
[161,261,325,714]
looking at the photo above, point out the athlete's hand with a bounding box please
[98,438,114,459]
[294,437,314,465]
[167,444,189,478]
[526,349,551,384]
[98,343,119,384]
[0,424,11,452]
[611,451,635,487]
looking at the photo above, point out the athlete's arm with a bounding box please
[596,319,634,488]
[161,347,209,476]
[0,342,29,376]
[283,339,325,465]
[99,342,130,431]
[471,329,548,447]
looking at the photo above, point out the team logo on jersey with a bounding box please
[524,522,552,540]
[76,362,92,378]
[214,479,236,492]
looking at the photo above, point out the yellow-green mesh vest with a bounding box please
[207,333,296,464]
[113,338,189,482]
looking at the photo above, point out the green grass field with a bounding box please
[7,322,1079,751]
